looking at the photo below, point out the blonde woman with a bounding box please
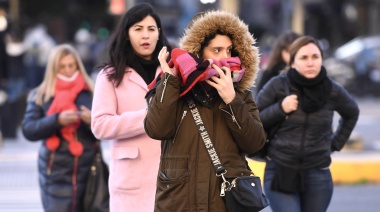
[22,44,105,212]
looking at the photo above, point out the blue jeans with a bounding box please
[264,160,333,212]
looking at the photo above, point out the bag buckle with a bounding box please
[217,170,231,197]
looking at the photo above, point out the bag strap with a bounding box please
[186,96,251,196]
[93,140,103,156]
[186,96,226,176]
[267,76,290,139]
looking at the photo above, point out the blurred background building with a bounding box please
[0,0,379,54]
[0,0,379,139]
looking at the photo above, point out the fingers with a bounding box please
[58,110,80,126]
[158,46,175,76]
[211,64,231,79]
[221,65,231,77]
[80,105,90,112]
[282,94,299,113]
[79,106,90,118]
[158,46,168,61]
[289,95,298,110]
[207,64,235,104]
[205,79,216,87]
[289,101,298,111]
[208,64,231,86]
[208,64,233,85]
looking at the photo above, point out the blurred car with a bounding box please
[324,57,355,90]
[325,35,380,96]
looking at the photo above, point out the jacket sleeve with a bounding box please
[77,91,93,110]
[256,69,272,92]
[144,73,181,140]
[256,77,288,130]
[76,90,93,129]
[22,95,61,141]
[331,82,360,151]
[219,90,266,154]
[91,70,147,140]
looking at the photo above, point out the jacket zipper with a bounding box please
[221,104,241,129]
[71,157,79,212]
[71,131,79,212]
[160,74,170,103]
[172,110,187,143]
[299,114,309,165]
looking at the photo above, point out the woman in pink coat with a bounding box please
[91,3,172,212]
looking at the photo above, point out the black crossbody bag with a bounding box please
[186,97,269,212]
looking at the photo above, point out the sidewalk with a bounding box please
[247,97,380,184]
[1,132,380,211]
[1,132,379,185]
[248,149,380,184]
[0,135,111,212]
[0,133,111,164]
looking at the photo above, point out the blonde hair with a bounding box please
[34,44,94,106]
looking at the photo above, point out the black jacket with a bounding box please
[256,62,286,92]
[22,90,97,212]
[256,74,359,169]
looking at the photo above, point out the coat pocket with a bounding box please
[111,146,141,190]
[156,170,190,211]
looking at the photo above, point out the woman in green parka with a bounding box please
[144,11,266,211]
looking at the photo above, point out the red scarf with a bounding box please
[46,73,89,157]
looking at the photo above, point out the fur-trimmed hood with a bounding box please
[180,10,260,91]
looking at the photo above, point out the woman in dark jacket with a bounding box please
[144,11,266,211]
[22,44,100,212]
[256,36,359,212]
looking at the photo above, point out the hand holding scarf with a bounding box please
[149,48,245,97]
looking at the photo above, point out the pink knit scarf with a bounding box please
[148,48,245,97]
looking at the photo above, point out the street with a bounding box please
[349,97,380,150]
[0,97,379,211]
[1,146,379,212]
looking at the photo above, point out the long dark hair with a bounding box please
[266,31,301,70]
[104,3,171,87]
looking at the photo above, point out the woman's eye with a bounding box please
[213,49,220,53]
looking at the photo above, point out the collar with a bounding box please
[57,71,80,82]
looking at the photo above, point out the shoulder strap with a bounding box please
[282,75,290,96]
[186,96,226,176]
[267,75,290,139]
